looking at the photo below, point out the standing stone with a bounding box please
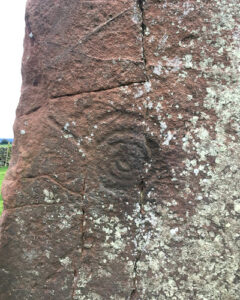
[1,0,240,299]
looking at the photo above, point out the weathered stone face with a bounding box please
[1,0,240,299]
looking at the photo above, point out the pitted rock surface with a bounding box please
[1,0,240,299]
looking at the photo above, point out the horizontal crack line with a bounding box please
[74,52,143,64]
[50,80,147,99]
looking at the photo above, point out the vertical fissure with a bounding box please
[129,178,147,299]
[71,268,78,299]
[71,208,86,299]
[137,0,148,80]
[81,208,86,254]
[139,178,146,213]
[72,176,87,299]
[80,174,87,254]
[129,252,141,300]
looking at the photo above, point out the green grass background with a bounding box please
[0,167,8,215]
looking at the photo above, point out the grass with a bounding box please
[0,167,8,215]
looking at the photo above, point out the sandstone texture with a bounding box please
[1,0,240,299]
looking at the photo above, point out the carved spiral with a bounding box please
[98,131,151,189]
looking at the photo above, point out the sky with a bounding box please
[0,1,26,139]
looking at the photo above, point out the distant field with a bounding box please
[0,167,8,215]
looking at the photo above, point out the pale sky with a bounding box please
[0,1,26,138]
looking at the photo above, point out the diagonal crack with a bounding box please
[49,8,132,69]
[50,2,148,100]
[47,115,81,148]
[24,174,83,198]
[25,105,42,115]
[78,8,131,45]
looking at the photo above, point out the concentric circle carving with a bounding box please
[98,131,151,189]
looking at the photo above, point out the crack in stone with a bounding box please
[129,252,141,300]
[48,7,140,76]
[43,8,133,82]
[137,0,149,81]
[79,8,131,44]
[71,268,78,300]
[50,80,147,99]
[72,175,87,299]
[4,202,65,211]
[75,51,143,64]
[128,3,149,292]
[127,3,150,293]
[57,8,132,59]
[81,208,86,254]
[80,175,87,254]
[139,178,146,213]
[4,173,87,211]
[47,116,88,154]
[24,174,83,198]
[47,115,80,143]
[129,178,147,299]
[25,105,42,115]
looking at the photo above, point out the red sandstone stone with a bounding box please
[1,0,240,299]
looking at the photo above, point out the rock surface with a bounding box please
[1,0,240,299]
